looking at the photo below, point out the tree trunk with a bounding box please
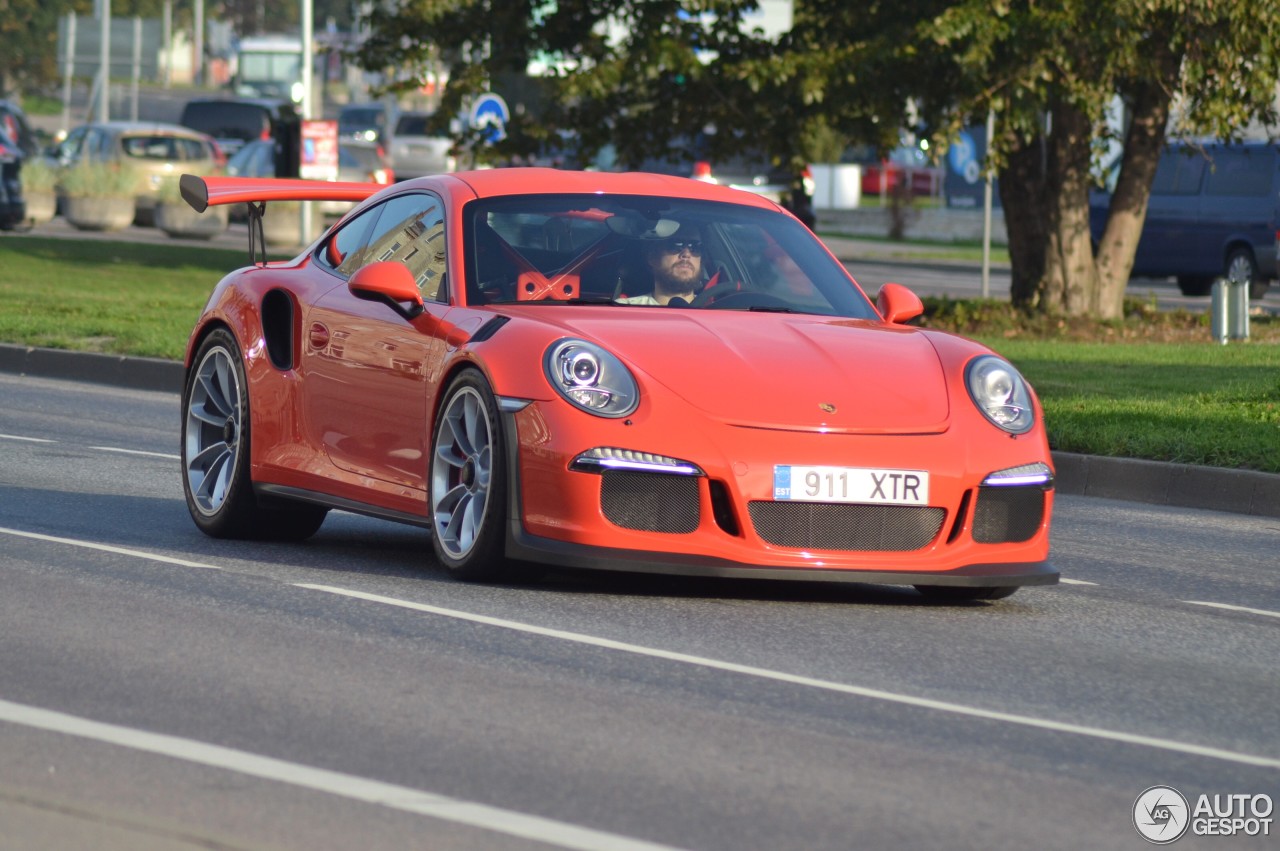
[997,136,1049,310]
[1096,61,1179,314]
[1039,101,1105,317]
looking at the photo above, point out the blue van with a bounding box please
[1089,141,1276,298]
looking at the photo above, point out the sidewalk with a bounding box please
[2,342,1277,519]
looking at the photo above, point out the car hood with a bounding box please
[522,310,951,433]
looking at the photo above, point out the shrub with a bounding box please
[20,158,59,194]
[58,160,143,199]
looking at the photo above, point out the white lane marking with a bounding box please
[89,446,181,460]
[1184,601,1280,620]
[297,584,1280,770]
[0,527,221,571]
[0,432,176,459]
[0,699,682,851]
[1059,578,1098,586]
[0,433,55,443]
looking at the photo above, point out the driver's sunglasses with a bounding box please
[662,240,703,256]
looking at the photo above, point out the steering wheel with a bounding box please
[692,289,792,310]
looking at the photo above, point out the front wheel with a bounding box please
[182,328,327,540]
[429,369,515,581]
[913,585,1019,602]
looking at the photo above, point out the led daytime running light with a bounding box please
[571,447,703,476]
[982,462,1054,487]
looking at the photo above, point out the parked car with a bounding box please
[48,121,221,225]
[0,99,40,158]
[179,97,300,165]
[629,136,815,227]
[852,144,944,198]
[0,125,25,230]
[387,111,456,180]
[176,167,1057,599]
[338,103,389,145]
[1089,141,1276,298]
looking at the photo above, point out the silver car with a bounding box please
[387,112,456,180]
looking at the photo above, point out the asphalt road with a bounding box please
[2,372,1278,850]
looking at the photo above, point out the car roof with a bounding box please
[79,121,212,137]
[440,167,784,208]
[183,97,294,110]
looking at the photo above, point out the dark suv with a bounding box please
[179,97,300,173]
[0,124,24,230]
[1089,141,1277,298]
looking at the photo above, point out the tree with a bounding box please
[850,0,1280,317]
[352,1,1280,318]
[1,0,91,96]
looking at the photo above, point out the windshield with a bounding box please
[463,194,876,318]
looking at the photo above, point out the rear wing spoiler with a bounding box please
[180,174,384,265]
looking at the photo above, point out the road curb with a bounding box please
[3,343,1277,519]
[0,343,184,394]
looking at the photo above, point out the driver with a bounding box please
[618,232,704,305]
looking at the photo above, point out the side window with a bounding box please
[58,127,88,161]
[1150,150,1205,196]
[363,193,448,302]
[316,205,381,276]
[89,129,113,160]
[1202,148,1276,198]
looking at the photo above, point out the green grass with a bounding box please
[977,339,1280,474]
[2,235,1277,473]
[0,236,248,360]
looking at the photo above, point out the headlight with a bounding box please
[965,355,1035,434]
[544,339,639,418]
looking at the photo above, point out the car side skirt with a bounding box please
[254,483,431,528]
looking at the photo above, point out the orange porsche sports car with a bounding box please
[179,168,1056,599]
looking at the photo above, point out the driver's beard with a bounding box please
[655,266,699,299]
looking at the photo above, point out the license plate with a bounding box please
[773,465,929,505]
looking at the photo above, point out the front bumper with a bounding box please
[500,403,1057,587]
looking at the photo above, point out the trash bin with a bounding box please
[1210,277,1250,343]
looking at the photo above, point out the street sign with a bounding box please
[300,120,339,182]
[469,93,509,144]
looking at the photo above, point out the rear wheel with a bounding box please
[1225,247,1269,300]
[182,329,327,540]
[429,369,515,581]
[913,584,1020,602]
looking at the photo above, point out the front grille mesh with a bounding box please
[973,486,1045,543]
[601,471,700,533]
[747,502,945,551]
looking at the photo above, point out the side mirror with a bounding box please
[349,261,425,321]
[876,282,924,325]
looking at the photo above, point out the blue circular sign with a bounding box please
[470,93,510,144]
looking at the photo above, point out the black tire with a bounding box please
[182,328,327,540]
[1225,247,1268,300]
[913,584,1020,602]
[1175,275,1213,297]
[429,368,515,581]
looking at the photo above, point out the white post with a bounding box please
[62,12,77,133]
[131,16,141,121]
[981,107,995,299]
[162,0,172,88]
[193,0,204,86]
[300,0,315,243]
[98,0,110,123]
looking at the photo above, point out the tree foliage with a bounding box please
[352,0,1280,318]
